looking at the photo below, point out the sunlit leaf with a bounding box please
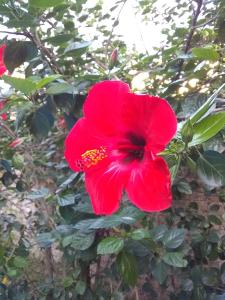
[189,112,225,146]
[29,0,65,8]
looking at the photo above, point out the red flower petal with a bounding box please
[126,157,172,212]
[64,118,107,172]
[0,65,7,76]
[1,113,7,120]
[8,138,23,148]
[122,93,177,149]
[0,44,6,58]
[85,165,126,215]
[83,81,130,135]
[0,44,7,76]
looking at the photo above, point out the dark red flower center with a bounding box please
[117,132,146,163]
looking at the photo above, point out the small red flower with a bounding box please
[57,116,67,129]
[8,138,23,148]
[65,81,177,215]
[0,44,7,76]
[0,99,7,120]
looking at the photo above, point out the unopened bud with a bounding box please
[109,48,118,69]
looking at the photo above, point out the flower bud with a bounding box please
[109,48,118,69]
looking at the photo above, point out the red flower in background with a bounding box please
[8,138,23,148]
[65,81,177,215]
[0,44,7,76]
[0,99,7,120]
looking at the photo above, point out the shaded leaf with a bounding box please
[152,261,169,284]
[163,228,186,249]
[97,237,124,255]
[75,280,86,295]
[130,228,150,240]
[4,41,38,73]
[36,75,62,89]
[46,82,75,94]
[63,231,95,250]
[64,41,91,56]
[162,252,187,267]
[117,251,138,286]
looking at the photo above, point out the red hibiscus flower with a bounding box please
[0,44,7,76]
[65,81,177,215]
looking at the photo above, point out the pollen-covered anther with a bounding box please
[76,146,107,170]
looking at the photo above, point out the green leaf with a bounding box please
[13,256,28,269]
[181,119,193,144]
[152,261,169,284]
[30,113,51,138]
[208,215,222,226]
[28,187,50,200]
[130,229,150,240]
[192,286,206,300]
[207,229,220,243]
[29,0,65,8]
[43,34,74,46]
[4,41,38,73]
[57,194,75,206]
[2,75,37,94]
[97,237,124,255]
[64,41,91,56]
[169,156,181,183]
[15,103,33,131]
[75,280,86,295]
[117,251,138,286]
[36,233,55,248]
[46,82,75,94]
[202,269,219,287]
[74,206,145,231]
[62,232,95,250]
[150,225,168,242]
[189,112,225,146]
[28,103,54,138]
[162,228,186,249]
[62,276,73,288]
[197,150,225,189]
[190,83,225,125]
[192,47,219,61]
[162,252,187,267]
[176,181,192,195]
[182,279,194,292]
[36,75,62,90]
[187,156,197,172]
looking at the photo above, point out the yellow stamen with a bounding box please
[76,146,107,170]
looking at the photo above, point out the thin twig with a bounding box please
[105,0,129,60]
[0,120,16,138]
[0,30,28,36]
[192,14,218,29]
[172,0,203,81]
[5,0,62,75]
